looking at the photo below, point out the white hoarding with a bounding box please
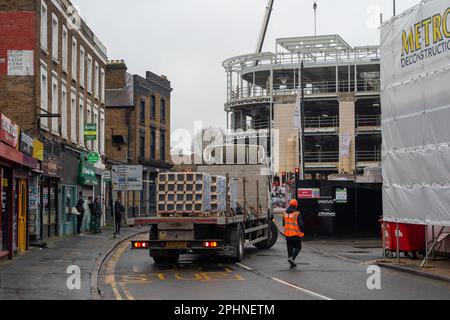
[381,0,450,226]
[111,165,143,191]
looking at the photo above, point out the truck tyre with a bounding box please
[232,226,245,263]
[254,220,279,250]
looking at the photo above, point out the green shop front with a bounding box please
[78,160,99,232]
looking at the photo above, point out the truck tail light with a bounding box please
[132,241,149,249]
[203,241,218,248]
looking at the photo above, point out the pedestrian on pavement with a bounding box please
[76,192,85,235]
[92,196,102,233]
[114,198,125,234]
[283,199,305,268]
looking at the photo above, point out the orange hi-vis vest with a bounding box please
[284,211,305,238]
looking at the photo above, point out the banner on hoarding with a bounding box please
[381,0,450,226]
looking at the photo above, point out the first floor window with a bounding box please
[51,75,59,135]
[79,97,84,147]
[61,84,68,139]
[70,90,77,142]
[160,129,166,161]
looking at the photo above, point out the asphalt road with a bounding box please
[97,232,450,300]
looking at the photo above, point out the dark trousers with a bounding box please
[115,215,122,233]
[76,213,84,234]
[286,237,302,260]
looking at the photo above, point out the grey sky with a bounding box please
[71,0,420,135]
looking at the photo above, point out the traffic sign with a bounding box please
[111,165,143,191]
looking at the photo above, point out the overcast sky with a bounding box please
[71,0,420,135]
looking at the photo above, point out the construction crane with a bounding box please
[255,0,275,54]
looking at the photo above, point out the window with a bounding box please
[160,129,166,161]
[61,83,68,139]
[100,68,105,103]
[79,46,85,88]
[71,38,77,81]
[150,128,156,160]
[62,26,68,72]
[140,131,146,159]
[51,74,59,135]
[51,14,58,61]
[70,89,77,142]
[160,98,166,122]
[79,96,84,147]
[140,100,146,124]
[40,2,48,51]
[94,62,99,99]
[100,111,105,155]
[40,64,48,129]
[93,106,99,152]
[150,95,156,119]
[87,55,92,93]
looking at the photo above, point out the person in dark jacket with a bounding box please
[76,192,85,235]
[283,199,305,268]
[114,198,125,234]
[92,196,102,233]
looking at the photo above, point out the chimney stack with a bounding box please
[106,60,128,89]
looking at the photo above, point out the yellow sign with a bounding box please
[32,139,44,161]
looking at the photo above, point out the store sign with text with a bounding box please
[20,131,34,156]
[0,114,19,148]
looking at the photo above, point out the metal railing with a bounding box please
[229,78,380,104]
[356,114,381,127]
[305,115,339,128]
[234,119,270,131]
[356,150,381,162]
[305,151,339,163]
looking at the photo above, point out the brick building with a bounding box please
[0,0,108,243]
[106,60,172,216]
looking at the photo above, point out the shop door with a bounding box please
[17,179,27,252]
[41,179,59,240]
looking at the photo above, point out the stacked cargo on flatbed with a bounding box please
[157,172,233,217]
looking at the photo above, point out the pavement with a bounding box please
[377,258,450,283]
[0,227,145,300]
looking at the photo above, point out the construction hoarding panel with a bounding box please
[381,0,450,226]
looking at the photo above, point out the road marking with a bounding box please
[270,277,334,301]
[104,240,132,300]
[235,263,334,301]
[236,263,253,271]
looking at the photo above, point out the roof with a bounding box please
[276,35,353,54]
[106,73,134,107]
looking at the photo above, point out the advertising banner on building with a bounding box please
[381,0,450,226]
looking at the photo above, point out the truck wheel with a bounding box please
[254,220,279,250]
[233,227,245,263]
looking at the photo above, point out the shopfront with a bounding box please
[60,149,80,237]
[78,160,98,232]
[0,144,39,258]
[40,142,62,241]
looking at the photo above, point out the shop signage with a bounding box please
[20,131,34,156]
[42,157,59,177]
[102,170,111,182]
[335,188,348,204]
[79,161,98,186]
[87,152,100,164]
[32,139,44,161]
[0,114,19,148]
[298,188,320,199]
[84,123,97,141]
[111,165,143,191]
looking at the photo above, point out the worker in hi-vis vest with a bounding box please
[283,199,305,268]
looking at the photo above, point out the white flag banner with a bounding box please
[293,90,302,129]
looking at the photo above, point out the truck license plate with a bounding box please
[166,242,187,249]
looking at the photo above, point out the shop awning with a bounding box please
[0,142,39,169]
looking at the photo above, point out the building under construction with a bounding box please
[223,34,382,183]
